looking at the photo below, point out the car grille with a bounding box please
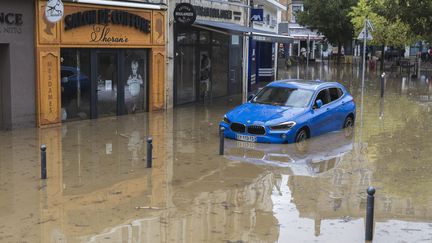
[247,125,266,135]
[230,122,246,133]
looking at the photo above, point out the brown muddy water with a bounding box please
[1,64,432,242]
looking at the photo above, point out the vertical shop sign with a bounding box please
[40,52,60,124]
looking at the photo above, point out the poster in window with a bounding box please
[124,53,146,114]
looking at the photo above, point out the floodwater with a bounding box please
[1,64,432,243]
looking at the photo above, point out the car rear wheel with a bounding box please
[343,116,354,137]
[343,116,354,128]
[295,129,308,143]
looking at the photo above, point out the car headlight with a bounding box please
[269,121,296,131]
[223,115,231,124]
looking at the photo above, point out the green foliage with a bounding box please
[348,0,413,46]
[296,0,358,46]
[380,0,432,42]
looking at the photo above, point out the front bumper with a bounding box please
[219,121,297,144]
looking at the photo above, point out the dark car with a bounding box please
[61,66,90,101]
[384,48,404,61]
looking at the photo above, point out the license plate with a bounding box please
[236,140,257,149]
[236,134,257,143]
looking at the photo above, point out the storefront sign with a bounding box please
[0,12,23,34]
[193,6,234,20]
[45,0,64,23]
[64,9,151,33]
[250,9,263,22]
[174,3,196,25]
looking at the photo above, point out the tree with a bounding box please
[379,0,432,42]
[349,0,413,69]
[296,0,358,64]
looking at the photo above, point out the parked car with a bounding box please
[384,48,404,61]
[219,79,356,144]
[61,66,90,100]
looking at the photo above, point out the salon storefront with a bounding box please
[36,1,166,126]
[173,1,245,105]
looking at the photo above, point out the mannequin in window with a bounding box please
[127,60,143,113]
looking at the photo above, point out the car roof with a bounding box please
[268,79,342,91]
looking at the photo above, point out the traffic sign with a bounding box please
[358,27,373,40]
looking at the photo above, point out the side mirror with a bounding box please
[248,94,255,101]
[314,99,323,109]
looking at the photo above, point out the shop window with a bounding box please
[199,31,210,44]
[123,49,148,114]
[60,49,91,121]
[176,31,198,45]
[212,32,228,46]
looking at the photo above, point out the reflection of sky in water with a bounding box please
[273,175,432,242]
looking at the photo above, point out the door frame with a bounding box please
[91,49,123,119]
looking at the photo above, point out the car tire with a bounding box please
[295,128,308,143]
[343,116,354,128]
[343,116,354,137]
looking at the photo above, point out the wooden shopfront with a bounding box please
[35,1,166,126]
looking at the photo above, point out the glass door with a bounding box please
[96,52,118,118]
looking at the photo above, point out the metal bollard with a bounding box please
[365,186,376,241]
[41,144,47,179]
[219,127,225,155]
[380,72,386,98]
[147,137,152,168]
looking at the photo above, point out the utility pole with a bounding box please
[361,18,367,91]
[242,0,250,103]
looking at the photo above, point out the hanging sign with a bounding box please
[174,3,196,25]
[45,0,64,23]
[250,8,263,22]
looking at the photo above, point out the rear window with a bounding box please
[329,88,343,101]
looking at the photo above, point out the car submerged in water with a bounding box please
[220,80,356,143]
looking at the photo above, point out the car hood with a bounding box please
[227,103,306,125]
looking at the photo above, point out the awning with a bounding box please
[252,32,293,44]
[192,19,252,34]
[193,19,293,43]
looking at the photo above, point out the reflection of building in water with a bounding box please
[8,111,281,242]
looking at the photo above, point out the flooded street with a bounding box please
[1,64,432,242]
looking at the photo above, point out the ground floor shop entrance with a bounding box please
[0,44,9,130]
[174,25,243,105]
[60,48,149,122]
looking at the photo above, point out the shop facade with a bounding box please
[173,0,246,105]
[36,1,166,126]
[248,0,287,86]
[0,0,35,129]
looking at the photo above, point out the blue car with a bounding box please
[220,80,356,144]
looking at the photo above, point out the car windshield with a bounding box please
[252,86,314,107]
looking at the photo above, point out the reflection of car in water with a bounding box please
[61,66,90,101]
[224,130,354,176]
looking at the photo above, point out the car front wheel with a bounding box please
[295,129,308,143]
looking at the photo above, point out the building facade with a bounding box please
[0,0,36,129]
[249,0,286,87]
[279,0,323,60]
[36,0,167,127]
[171,0,247,105]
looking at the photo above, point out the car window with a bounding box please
[315,89,330,105]
[329,88,343,101]
[252,86,314,107]
[61,70,74,78]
